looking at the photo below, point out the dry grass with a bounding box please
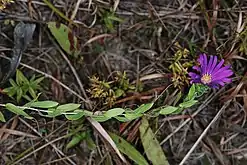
[0,0,247,164]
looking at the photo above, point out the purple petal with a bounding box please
[192,66,201,72]
[221,78,232,83]
[207,55,214,73]
[212,65,232,76]
[191,79,201,83]
[212,70,233,81]
[197,54,204,65]
[212,80,225,86]
[202,54,208,74]
[189,72,200,79]
[208,56,218,74]
[211,59,224,74]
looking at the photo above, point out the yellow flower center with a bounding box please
[201,74,212,84]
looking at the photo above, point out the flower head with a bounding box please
[189,53,233,88]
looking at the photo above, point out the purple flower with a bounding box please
[189,53,233,88]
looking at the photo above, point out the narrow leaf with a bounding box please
[134,103,154,114]
[109,132,149,165]
[124,113,143,120]
[16,70,29,85]
[65,110,84,120]
[85,135,96,150]
[114,116,131,122]
[92,115,111,122]
[16,88,23,102]
[179,100,198,109]
[104,108,125,118]
[139,117,169,165]
[5,103,33,119]
[184,84,195,101]
[57,103,81,112]
[0,111,6,122]
[66,132,87,149]
[29,101,59,108]
[159,106,179,115]
[46,108,62,117]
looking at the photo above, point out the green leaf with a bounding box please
[16,87,23,103]
[46,108,62,117]
[16,70,29,85]
[66,132,87,149]
[109,132,149,165]
[57,103,81,112]
[48,22,80,57]
[3,86,17,97]
[184,84,195,101]
[114,116,131,122]
[5,103,33,119]
[134,103,154,114]
[179,100,198,109]
[139,117,169,165]
[24,93,41,107]
[31,77,44,86]
[108,15,124,22]
[85,134,96,150]
[124,113,143,120]
[159,106,179,115]
[22,94,32,102]
[65,110,84,120]
[174,91,182,105]
[83,110,93,116]
[9,79,17,87]
[0,111,6,122]
[28,87,37,99]
[29,101,59,108]
[104,108,125,118]
[91,115,111,122]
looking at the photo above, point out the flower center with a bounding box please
[201,74,212,84]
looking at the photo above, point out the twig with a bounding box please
[160,87,225,145]
[179,100,231,165]
[10,135,68,165]
[56,48,90,103]
[87,117,127,163]
[47,30,92,109]
[18,118,76,165]
[70,0,85,21]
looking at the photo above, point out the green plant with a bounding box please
[98,8,124,31]
[66,125,96,150]
[0,84,208,123]
[3,70,44,102]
